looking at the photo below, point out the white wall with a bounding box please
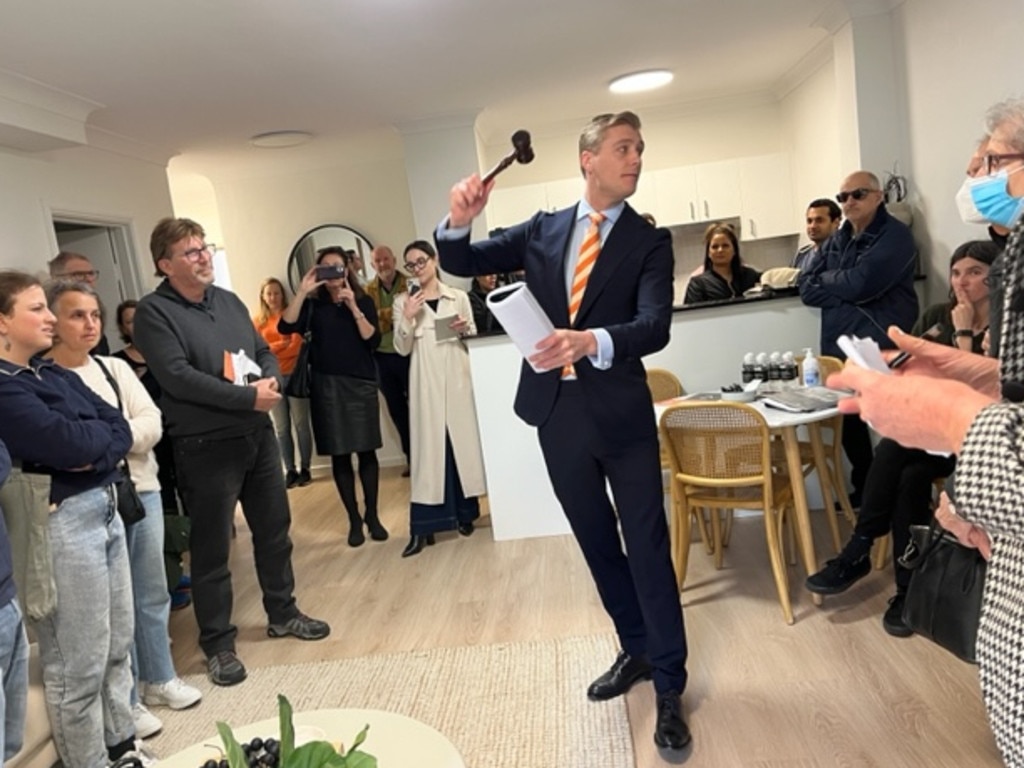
[0,144,172,284]
[897,0,1023,305]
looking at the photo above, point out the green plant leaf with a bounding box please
[346,725,369,754]
[279,694,296,761]
[215,721,248,768]
[343,751,377,768]
[284,740,346,768]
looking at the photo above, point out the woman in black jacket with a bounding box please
[684,222,761,304]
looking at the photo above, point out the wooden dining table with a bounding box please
[656,394,853,607]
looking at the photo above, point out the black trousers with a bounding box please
[854,437,957,590]
[375,351,411,461]
[842,414,875,496]
[537,383,687,695]
[173,422,298,656]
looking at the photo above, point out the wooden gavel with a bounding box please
[482,130,534,184]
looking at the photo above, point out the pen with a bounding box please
[887,323,944,370]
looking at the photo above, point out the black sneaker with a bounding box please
[207,650,247,686]
[285,470,300,489]
[882,593,913,637]
[298,468,313,487]
[267,612,330,640]
[805,554,871,595]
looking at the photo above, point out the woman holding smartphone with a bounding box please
[393,240,486,557]
[805,240,999,635]
[279,247,387,546]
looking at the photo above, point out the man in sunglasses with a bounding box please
[798,170,918,507]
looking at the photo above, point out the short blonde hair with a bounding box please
[577,111,642,178]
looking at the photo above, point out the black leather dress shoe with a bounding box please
[587,651,652,701]
[457,521,474,536]
[401,534,435,558]
[654,691,692,755]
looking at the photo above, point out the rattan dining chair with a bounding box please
[660,401,797,624]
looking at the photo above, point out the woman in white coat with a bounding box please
[393,240,486,557]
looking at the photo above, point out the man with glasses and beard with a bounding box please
[798,170,918,508]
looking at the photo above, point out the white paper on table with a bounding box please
[485,283,555,373]
[229,349,263,385]
[434,314,460,342]
[836,334,891,374]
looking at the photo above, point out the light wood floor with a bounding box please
[165,466,1004,767]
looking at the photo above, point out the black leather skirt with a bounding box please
[310,373,382,455]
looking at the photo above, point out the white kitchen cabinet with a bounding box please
[652,167,699,225]
[739,153,798,240]
[486,183,548,231]
[544,177,584,212]
[694,159,742,221]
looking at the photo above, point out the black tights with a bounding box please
[331,451,379,521]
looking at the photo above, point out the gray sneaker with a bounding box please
[267,612,330,640]
[207,650,247,686]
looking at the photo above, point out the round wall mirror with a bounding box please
[287,224,375,293]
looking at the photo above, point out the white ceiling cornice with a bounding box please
[0,67,101,151]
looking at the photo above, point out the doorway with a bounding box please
[51,217,141,354]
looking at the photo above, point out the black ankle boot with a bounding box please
[347,512,366,547]
[401,534,435,558]
[365,512,389,541]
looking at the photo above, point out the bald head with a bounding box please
[838,170,884,233]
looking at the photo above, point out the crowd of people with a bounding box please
[1,95,1024,766]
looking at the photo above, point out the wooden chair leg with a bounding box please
[710,508,725,570]
[692,506,713,555]
[763,505,794,625]
[873,533,889,571]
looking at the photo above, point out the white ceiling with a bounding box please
[0,0,837,166]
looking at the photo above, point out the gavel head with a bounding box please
[511,130,534,164]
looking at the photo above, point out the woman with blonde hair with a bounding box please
[254,277,313,488]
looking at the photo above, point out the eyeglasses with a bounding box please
[57,270,100,281]
[403,256,431,272]
[983,152,1024,175]
[179,244,215,262]
[836,188,878,204]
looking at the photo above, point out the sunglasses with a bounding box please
[836,188,877,204]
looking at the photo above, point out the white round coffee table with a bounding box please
[158,708,465,768]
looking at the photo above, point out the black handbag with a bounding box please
[284,306,313,399]
[94,357,147,526]
[899,520,987,663]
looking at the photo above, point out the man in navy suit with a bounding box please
[436,111,690,756]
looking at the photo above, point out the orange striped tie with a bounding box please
[569,211,605,324]
[562,211,605,378]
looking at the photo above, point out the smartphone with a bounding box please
[888,323,944,370]
[408,282,421,297]
[314,263,346,282]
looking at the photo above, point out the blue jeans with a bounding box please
[0,599,29,760]
[270,377,313,473]
[33,487,135,768]
[125,491,175,696]
[173,423,298,656]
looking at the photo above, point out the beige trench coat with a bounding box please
[393,282,487,505]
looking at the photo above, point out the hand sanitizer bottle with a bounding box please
[802,347,821,387]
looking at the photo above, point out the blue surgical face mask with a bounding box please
[956,167,1024,228]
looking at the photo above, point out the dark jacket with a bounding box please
[684,265,761,305]
[134,280,281,439]
[798,204,918,358]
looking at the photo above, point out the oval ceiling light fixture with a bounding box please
[249,130,314,149]
[608,69,674,94]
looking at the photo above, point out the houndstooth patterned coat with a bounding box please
[956,217,1024,767]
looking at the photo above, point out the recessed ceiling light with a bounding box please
[609,70,673,94]
[249,130,314,149]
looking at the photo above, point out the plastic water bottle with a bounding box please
[802,347,821,387]
[741,352,756,384]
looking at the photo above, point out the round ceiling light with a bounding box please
[249,130,314,149]
[608,70,674,94]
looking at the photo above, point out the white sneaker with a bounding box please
[131,703,163,740]
[111,738,158,767]
[142,677,203,710]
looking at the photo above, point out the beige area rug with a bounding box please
[147,634,634,768]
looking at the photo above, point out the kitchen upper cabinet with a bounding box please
[486,183,548,231]
[738,153,797,241]
[545,177,583,212]
[652,167,699,225]
[693,160,741,222]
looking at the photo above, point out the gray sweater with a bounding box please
[134,280,281,439]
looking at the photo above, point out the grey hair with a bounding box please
[578,111,642,178]
[45,279,106,331]
[47,251,91,277]
[986,97,1024,152]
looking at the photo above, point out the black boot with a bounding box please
[401,534,435,558]
[365,510,389,541]
[347,511,366,547]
